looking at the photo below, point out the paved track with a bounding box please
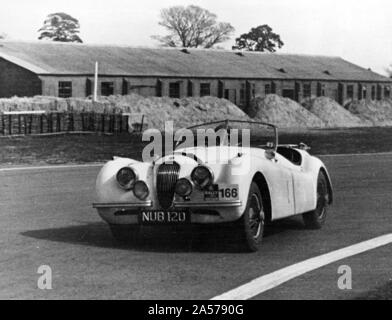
[0,153,391,299]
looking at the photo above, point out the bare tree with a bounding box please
[152,5,235,48]
[38,12,83,43]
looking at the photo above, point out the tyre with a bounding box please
[109,224,140,244]
[233,182,265,252]
[303,171,329,229]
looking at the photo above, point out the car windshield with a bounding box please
[174,120,278,151]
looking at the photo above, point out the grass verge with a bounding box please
[1,126,392,166]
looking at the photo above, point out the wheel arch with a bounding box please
[252,172,272,223]
[319,167,333,205]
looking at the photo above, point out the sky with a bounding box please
[0,0,392,75]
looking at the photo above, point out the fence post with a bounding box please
[57,113,61,132]
[18,114,21,134]
[29,114,33,134]
[125,114,129,133]
[8,114,12,135]
[81,112,85,131]
[101,114,105,133]
[140,115,145,133]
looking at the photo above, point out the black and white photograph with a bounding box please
[0,0,391,304]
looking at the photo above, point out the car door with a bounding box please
[264,154,296,220]
[276,153,315,215]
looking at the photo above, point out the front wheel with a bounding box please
[233,182,265,252]
[109,224,140,244]
[303,172,329,229]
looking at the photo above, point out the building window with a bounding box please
[240,83,246,106]
[187,81,193,97]
[251,83,256,98]
[377,85,382,100]
[371,85,376,100]
[347,85,354,99]
[101,82,114,96]
[384,86,391,99]
[200,83,211,96]
[169,82,180,98]
[156,80,162,97]
[303,83,311,98]
[265,84,271,95]
[58,81,72,98]
[317,82,326,97]
[362,87,367,99]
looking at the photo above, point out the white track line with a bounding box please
[0,163,103,172]
[211,233,392,300]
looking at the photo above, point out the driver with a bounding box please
[214,124,232,146]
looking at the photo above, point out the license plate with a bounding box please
[139,210,190,225]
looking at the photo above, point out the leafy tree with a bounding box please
[152,5,234,48]
[233,24,284,52]
[38,12,83,43]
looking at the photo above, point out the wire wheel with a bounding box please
[303,172,329,229]
[249,193,264,240]
[231,182,265,252]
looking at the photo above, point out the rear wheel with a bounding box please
[109,224,140,244]
[303,172,329,229]
[233,182,265,252]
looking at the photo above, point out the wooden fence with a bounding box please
[0,111,145,136]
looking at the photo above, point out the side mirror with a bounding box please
[265,149,276,160]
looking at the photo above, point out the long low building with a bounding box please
[0,41,391,108]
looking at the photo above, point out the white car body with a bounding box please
[93,123,333,228]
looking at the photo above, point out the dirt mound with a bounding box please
[249,94,326,128]
[347,99,392,126]
[304,97,370,127]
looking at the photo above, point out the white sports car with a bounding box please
[93,120,333,252]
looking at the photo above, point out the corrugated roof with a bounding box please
[0,41,390,82]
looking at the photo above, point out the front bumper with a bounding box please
[92,201,153,209]
[92,200,243,224]
[172,200,242,208]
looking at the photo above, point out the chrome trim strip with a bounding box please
[92,201,153,208]
[173,200,242,208]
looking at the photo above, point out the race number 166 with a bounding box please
[219,188,238,199]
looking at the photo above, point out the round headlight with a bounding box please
[116,167,136,190]
[191,166,213,189]
[133,181,149,200]
[175,178,193,197]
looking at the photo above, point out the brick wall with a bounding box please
[0,58,42,97]
[2,60,391,106]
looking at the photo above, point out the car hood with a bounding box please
[173,146,246,164]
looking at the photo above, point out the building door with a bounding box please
[282,89,295,100]
[224,89,237,105]
[338,83,344,105]
[358,83,363,100]
[294,82,300,102]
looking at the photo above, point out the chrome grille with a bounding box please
[156,162,180,209]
